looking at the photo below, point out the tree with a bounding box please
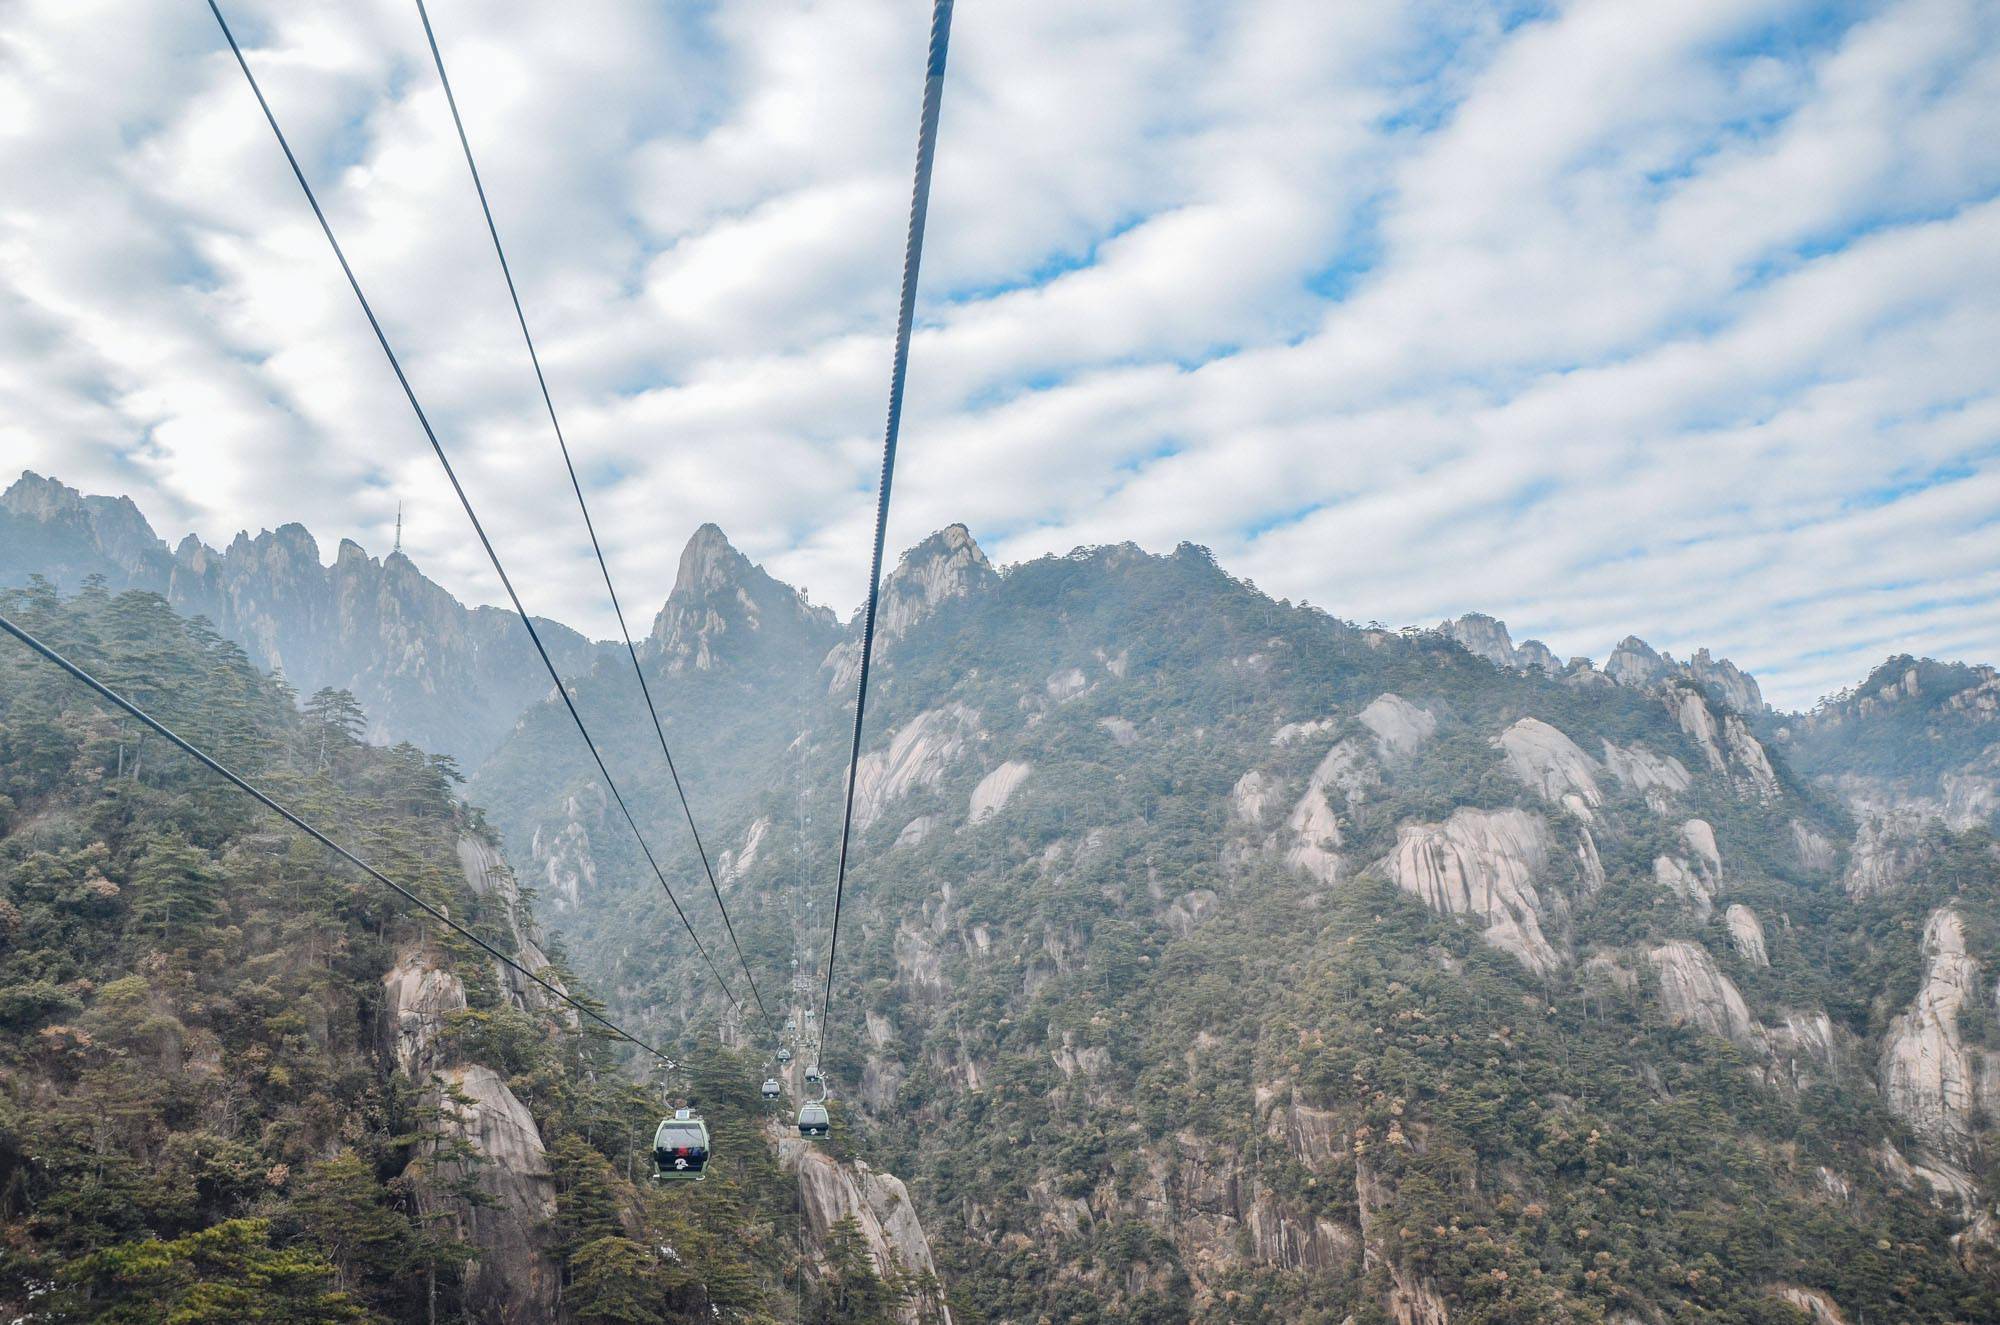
[567,1236,668,1325]
[56,1218,377,1322]
[128,833,220,944]
[292,1153,416,1296]
[303,689,368,769]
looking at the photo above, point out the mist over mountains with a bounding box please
[5,467,2000,1323]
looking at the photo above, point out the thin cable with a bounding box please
[208,0,741,1014]
[0,610,680,1069]
[817,0,955,1066]
[412,0,770,1026]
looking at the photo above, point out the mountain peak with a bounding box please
[877,523,995,641]
[650,525,835,673]
[2,470,85,520]
[671,523,749,600]
[1438,613,1558,674]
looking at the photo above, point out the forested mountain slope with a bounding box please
[0,582,822,1323]
[0,472,610,766]
[476,526,2000,1324]
[9,476,2000,1323]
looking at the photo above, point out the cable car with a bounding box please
[797,1100,830,1138]
[652,1108,710,1182]
[804,1071,824,1096]
[786,1017,798,1033]
[776,1047,793,1064]
[762,1077,782,1100]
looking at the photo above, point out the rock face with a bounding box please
[1604,635,1766,713]
[1436,613,1558,673]
[383,949,467,1078]
[1880,909,1987,1166]
[878,525,995,644]
[1381,808,1565,976]
[431,1065,560,1323]
[650,523,837,675]
[1653,855,1715,921]
[1791,820,1838,875]
[853,704,980,830]
[382,838,565,1324]
[1232,770,1274,826]
[1842,810,1937,897]
[1496,718,1602,820]
[1726,904,1770,967]
[1275,738,1377,885]
[778,1133,952,1324]
[1357,693,1436,758]
[1601,740,1693,811]
[1649,941,1764,1055]
[457,836,568,1018]
[1666,686,1780,800]
[969,760,1032,822]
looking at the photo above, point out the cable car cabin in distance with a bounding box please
[653,1108,710,1182]
[797,1100,830,1139]
[762,1078,782,1100]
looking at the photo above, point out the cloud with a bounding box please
[0,0,1995,709]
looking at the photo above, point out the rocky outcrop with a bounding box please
[430,1065,560,1324]
[1667,686,1780,800]
[1284,784,1344,884]
[853,704,980,831]
[1842,810,1937,897]
[778,1133,952,1323]
[1791,820,1837,875]
[1601,740,1693,812]
[1496,718,1602,821]
[1726,904,1770,967]
[1232,770,1274,826]
[1271,717,1336,746]
[652,524,837,678]
[1275,739,1377,886]
[383,949,466,1078]
[1654,854,1714,919]
[1649,941,1764,1055]
[1099,716,1138,746]
[1880,909,1987,1166]
[528,783,605,910]
[456,836,567,1018]
[1772,1285,1851,1324]
[1380,808,1565,976]
[1357,694,1436,759]
[1437,612,1557,674]
[825,526,996,690]
[969,760,1032,822]
[1606,636,1765,712]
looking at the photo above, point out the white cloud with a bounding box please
[0,0,1995,709]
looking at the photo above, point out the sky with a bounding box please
[1,0,1996,711]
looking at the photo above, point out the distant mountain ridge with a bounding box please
[0,471,611,765]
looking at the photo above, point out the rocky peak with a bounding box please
[1437,612,1557,674]
[877,523,996,642]
[648,524,836,672]
[1,469,83,521]
[1606,636,1673,689]
[1685,647,1765,714]
[1605,634,1767,713]
[2,470,172,590]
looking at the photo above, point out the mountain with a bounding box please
[474,526,2000,1324]
[8,479,2000,1322]
[0,577,952,1324]
[0,472,613,767]
[1437,612,1768,715]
